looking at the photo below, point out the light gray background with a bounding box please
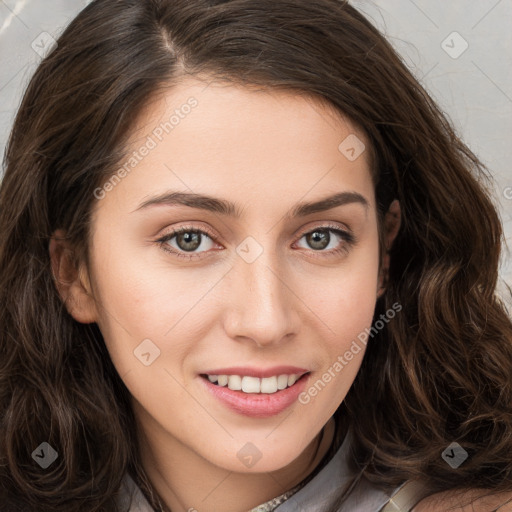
[1,0,511,309]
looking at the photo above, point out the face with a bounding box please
[56,77,388,474]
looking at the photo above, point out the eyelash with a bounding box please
[156,223,356,261]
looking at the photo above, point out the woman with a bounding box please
[0,1,511,511]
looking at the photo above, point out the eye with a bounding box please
[294,224,355,257]
[157,226,219,260]
[156,223,356,261]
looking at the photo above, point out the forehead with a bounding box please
[94,77,375,219]
[133,77,368,150]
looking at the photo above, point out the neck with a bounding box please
[134,411,340,512]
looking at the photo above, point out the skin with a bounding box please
[50,77,402,512]
[413,489,512,511]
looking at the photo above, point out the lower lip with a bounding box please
[199,373,311,418]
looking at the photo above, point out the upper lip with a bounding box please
[200,366,310,379]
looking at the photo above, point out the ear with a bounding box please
[377,199,401,298]
[49,229,98,324]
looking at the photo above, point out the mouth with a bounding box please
[199,371,312,418]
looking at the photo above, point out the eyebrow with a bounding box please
[132,190,369,219]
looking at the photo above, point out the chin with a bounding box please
[205,436,309,474]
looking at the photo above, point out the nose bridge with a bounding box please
[223,237,299,345]
[243,254,285,312]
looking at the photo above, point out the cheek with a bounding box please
[299,236,380,395]
[296,272,378,413]
[301,234,380,339]
[86,227,182,369]
[89,229,232,389]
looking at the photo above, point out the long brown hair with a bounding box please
[1,0,511,510]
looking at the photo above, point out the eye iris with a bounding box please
[177,231,201,252]
[307,229,330,250]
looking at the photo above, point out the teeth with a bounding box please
[242,376,260,393]
[288,374,298,386]
[228,375,242,390]
[277,374,289,390]
[206,373,304,394]
[260,376,277,393]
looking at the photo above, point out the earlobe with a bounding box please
[377,199,402,297]
[49,229,98,324]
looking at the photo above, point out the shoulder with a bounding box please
[412,488,512,512]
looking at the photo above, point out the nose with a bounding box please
[222,247,301,348]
